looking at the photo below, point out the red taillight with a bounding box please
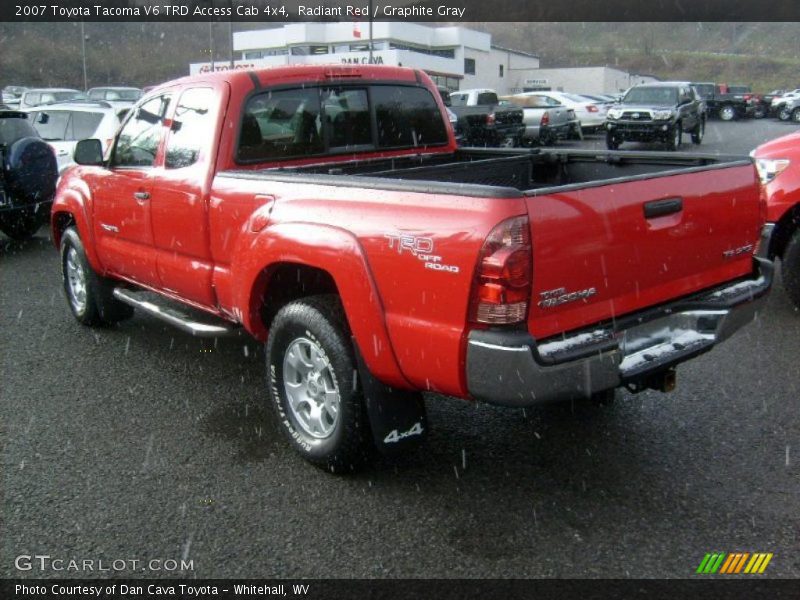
[469,215,532,325]
[743,94,752,101]
[486,113,496,126]
[540,111,550,126]
[586,104,599,113]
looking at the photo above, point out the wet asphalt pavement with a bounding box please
[1,119,798,579]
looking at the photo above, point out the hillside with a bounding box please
[1,22,799,91]
[480,22,800,91]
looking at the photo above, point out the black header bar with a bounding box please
[4,0,800,22]
[2,579,800,600]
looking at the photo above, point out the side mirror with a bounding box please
[74,139,104,166]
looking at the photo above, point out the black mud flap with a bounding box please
[354,346,428,456]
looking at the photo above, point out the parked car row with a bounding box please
[439,86,612,148]
[2,86,143,110]
[0,85,142,174]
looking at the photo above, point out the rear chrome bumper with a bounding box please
[466,258,773,407]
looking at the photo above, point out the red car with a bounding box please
[51,65,771,471]
[753,132,800,308]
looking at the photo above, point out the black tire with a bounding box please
[691,119,705,145]
[606,132,620,150]
[718,105,737,121]
[753,106,767,119]
[266,295,371,472]
[60,227,133,326]
[591,389,616,406]
[0,208,44,241]
[778,106,791,121]
[782,229,800,310]
[792,108,800,124]
[667,122,682,151]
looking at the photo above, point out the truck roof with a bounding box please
[155,64,422,94]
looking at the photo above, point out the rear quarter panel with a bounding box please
[210,175,526,397]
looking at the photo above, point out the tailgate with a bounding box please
[525,162,762,339]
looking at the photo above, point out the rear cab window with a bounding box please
[236,83,448,164]
[476,92,498,106]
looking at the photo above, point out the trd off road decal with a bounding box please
[384,233,460,273]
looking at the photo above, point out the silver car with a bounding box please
[501,94,577,146]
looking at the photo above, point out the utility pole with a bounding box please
[81,21,88,90]
[229,0,234,67]
[209,21,215,71]
[368,0,373,63]
[229,21,234,68]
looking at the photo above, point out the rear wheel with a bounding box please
[691,119,705,145]
[753,106,767,119]
[0,208,44,241]
[778,106,791,121]
[266,295,372,472]
[606,132,621,150]
[792,108,800,123]
[60,227,133,326]
[782,229,800,310]
[718,105,737,121]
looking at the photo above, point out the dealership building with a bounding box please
[189,23,653,95]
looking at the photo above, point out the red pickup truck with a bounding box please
[753,131,800,309]
[52,65,772,471]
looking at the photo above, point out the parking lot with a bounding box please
[1,118,798,579]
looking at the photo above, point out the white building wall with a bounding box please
[522,67,659,95]
[190,25,650,97]
[463,47,540,95]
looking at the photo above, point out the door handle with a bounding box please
[134,192,150,201]
[644,197,683,219]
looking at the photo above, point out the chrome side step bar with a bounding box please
[112,288,240,338]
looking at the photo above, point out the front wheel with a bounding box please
[778,106,791,121]
[718,105,737,121]
[60,227,133,326]
[792,108,800,124]
[667,123,682,151]
[266,295,372,472]
[781,229,800,310]
[691,119,705,145]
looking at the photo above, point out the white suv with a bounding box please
[23,101,128,173]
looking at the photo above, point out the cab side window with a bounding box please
[165,88,214,169]
[112,95,171,168]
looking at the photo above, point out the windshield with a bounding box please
[623,87,679,105]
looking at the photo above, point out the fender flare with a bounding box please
[230,221,412,390]
[51,184,102,273]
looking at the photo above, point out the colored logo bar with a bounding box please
[696,552,773,574]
